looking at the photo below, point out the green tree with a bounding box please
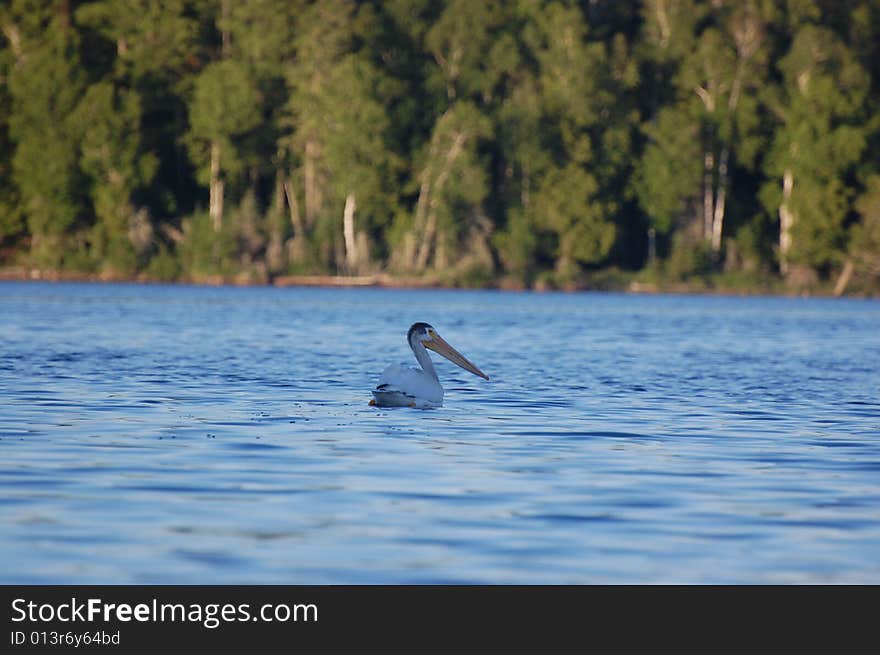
[0,9,24,247]
[186,59,261,231]
[0,0,878,294]
[73,82,157,273]
[75,0,199,84]
[846,175,880,288]
[402,101,492,272]
[320,55,400,273]
[761,24,868,276]
[6,2,87,268]
[281,0,355,270]
[76,0,202,224]
[636,106,702,237]
[221,0,300,276]
[384,0,508,277]
[422,0,506,104]
[494,73,543,280]
[637,0,769,266]
[494,1,619,284]
[282,0,401,273]
[533,162,615,280]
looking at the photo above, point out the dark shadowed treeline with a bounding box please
[1,0,879,293]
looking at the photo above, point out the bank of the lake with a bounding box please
[1,265,874,298]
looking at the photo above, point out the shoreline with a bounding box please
[0,266,876,299]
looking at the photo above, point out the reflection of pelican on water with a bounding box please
[370,322,489,408]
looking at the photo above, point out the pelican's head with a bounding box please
[408,322,490,380]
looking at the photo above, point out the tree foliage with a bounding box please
[0,0,878,292]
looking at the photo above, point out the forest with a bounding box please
[1,0,879,294]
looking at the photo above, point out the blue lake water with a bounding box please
[1,281,879,583]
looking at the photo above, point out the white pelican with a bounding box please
[369,322,489,408]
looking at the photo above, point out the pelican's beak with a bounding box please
[425,332,490,380]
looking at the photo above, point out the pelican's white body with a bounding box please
[372,364,444,408]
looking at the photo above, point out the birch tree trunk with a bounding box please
[414,132,466,271]
[414,209,437,271]
[833,259,854,297]
[409,176,432,270]
[435,236,448,270]
[342,192,358,272]
[711,147,729,252]
[209,140,224,231]
[703,150,714,243]
[779,169,795,274]
[282,179,304,237]
[283,178,307,265]
[266,172,286,273]
[272,170,285,217]
[304,139,320,228]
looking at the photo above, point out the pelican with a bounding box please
[369,322,489,408]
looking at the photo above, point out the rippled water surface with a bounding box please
[1,281,879,583]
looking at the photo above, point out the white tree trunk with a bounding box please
[209,140,224,231]
[0,23,23,62]
[415,132,466,271]
[282,179,304,237]
[410,176,432,270]
[703,150,714,243]
[711,147,729,252]
[833,259,854,297]
[342,192,358,271]
[779,169,794,274]
[415,210,437,272]
[266,172,286,273]
[304,140,320,227]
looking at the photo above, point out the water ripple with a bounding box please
[1,282,879,583]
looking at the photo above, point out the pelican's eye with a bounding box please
[427,329,437,339]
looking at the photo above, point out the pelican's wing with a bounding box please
[377,364,414,388]
[371,388,417,407]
